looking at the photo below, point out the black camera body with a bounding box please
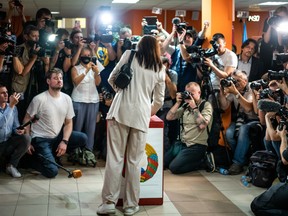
[260,88,284,104]
[63,39,74,49]
[0,25,17,56]
[275,53,288,65]
[268,69,288,81]
[94,34,114,44]
[277,106,288,131]
[250,79,268,91]
[268,15,283,26]
[121,38,132,53]
[189,39,219,72]
[180,91,191,100]
[220,76,237,88]
[101,87,113,103]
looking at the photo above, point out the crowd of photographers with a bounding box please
[1,0,288,187]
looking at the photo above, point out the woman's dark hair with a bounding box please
[241,38,258,54]
[136,35,163,72]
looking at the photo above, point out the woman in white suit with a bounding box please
[97,35,166,216]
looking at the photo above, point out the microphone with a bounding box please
[172,17,181,25]
[38,153,82,179]
[257,99,282,112]
[17,114,40,130]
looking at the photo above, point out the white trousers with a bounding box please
[101,119,147,208]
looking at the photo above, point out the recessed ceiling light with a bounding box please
[112,0,139,3]
[258,2,288,6]
[51,11,60,14]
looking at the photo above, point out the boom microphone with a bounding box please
[16,114,40,130]
[257,99,282,112]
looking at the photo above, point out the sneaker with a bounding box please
[228,163,243,175]
[124,206,140,216]
[6,165,22,178]
[96,203,116,215]
[205,152,216,172]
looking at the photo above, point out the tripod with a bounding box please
[199,65,232,165]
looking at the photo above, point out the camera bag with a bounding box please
[246,150,277,188]
[114,50,136,89]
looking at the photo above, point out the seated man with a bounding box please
[218,69,259,175]
[0,84,30,178]
[164,82,213,174]
[23,68,88,178]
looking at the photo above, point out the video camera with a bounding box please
[250,79,269,91]
[0,24,17,56]
[220,76,237,88]
[189,39,219,75]
[172,17,187,34]
[275,53,288,65]
[121,36,140,52]
[268,69,288,81]
[267,15,283,26]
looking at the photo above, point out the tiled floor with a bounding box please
[0,159,266,216]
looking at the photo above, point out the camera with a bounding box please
[189,39,219,68]
[260,88,284,104]
[172,17,187,34]
[121,38,132,52]
[220,76,237,88]
[101,87,113,103]
[0,24,17,56]
[268,69,288,81]
[94,34,114,44]
[250,79,268,91]
[267,15,283,26]
[275,53,288,65]
[63,39,74,49]
[180,91,191,100]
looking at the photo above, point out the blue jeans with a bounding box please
[164,141,207,174]
[31,131,87,178]
[264,139,281,160]
[226,121,259,165]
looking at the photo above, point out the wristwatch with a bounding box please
[65,54,72,58]
[62,139,69,144]
[235,93,240,99]
[179,41,184,45]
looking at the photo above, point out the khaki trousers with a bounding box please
[101,119,147,208]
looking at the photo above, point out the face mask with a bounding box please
[80,56,91,64]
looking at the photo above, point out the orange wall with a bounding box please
[120,10,269,52]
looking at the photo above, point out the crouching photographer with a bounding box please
[164,82,213,174]
[218,70,260,175]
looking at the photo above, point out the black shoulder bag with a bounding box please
[114,50,136,89]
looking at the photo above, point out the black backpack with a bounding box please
[246,150,277,188]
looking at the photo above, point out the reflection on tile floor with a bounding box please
[0,159,266,216]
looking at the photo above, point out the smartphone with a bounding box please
[144,16,157,25]
[91,57,97,65]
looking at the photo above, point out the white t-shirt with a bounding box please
[27,91,75,138]
[210,49,238,90]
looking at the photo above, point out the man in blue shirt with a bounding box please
[0,84,30,177]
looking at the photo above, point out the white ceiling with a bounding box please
[0,0,287,18]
